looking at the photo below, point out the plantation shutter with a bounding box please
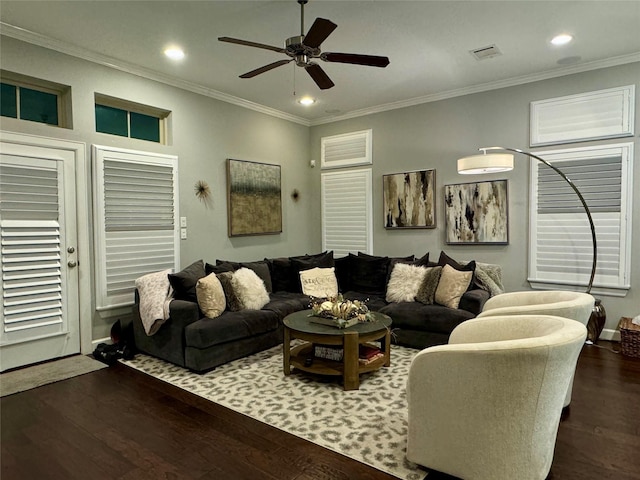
[0,158,64,337]
[321,169,372,257]
[321,130,372,169]
[93,145,179,309]
[529,143,633,293]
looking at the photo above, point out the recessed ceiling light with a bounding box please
[164,47,185,60]
[298,97,316,106]
[551,34,573,46]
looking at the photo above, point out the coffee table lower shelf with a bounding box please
[289,342,387,377]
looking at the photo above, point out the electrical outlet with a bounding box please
[180,216,187,227]
[180,228,187,239]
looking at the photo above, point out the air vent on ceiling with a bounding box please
[470,44,502,60]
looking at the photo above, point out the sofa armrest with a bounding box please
[132,290,203,368]
[167,299,202,329]
[458,289,490,315]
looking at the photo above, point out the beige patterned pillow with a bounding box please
[196,273,226,318]
[385,263,427,303]
[415,266,443,305]
[299,267,339,298]
[434,264,473,309]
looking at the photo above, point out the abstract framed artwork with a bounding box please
[444,179,508,244]
[383,169,436,229]
[226,158,282,237]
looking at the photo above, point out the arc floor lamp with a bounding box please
[456,146,605,342]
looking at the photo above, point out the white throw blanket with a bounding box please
[135,269,173,336]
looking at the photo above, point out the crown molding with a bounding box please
[309,52,640,126]
[3,22,637,129]
[0,22,311,127]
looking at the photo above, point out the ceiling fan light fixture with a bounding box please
[551,34,573,46]
[164,47,185,60]
[298,96,316,106]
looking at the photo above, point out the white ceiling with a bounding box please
[2,1,640,125]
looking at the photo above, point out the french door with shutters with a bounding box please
[0,133,85,372]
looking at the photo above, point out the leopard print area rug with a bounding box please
[121,343,428,480]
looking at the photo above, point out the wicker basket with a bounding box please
[620,317,640,358]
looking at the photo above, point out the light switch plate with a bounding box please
[180,228,187,239]
[180,216,187,227]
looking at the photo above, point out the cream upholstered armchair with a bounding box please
[476,290,595,407]
[406,315,587,480]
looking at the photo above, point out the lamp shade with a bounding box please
[457,153,514,174]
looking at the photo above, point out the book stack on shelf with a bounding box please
[312,344,383,364]
[359,345,383,365]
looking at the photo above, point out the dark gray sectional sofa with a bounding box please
[132,251,490,373]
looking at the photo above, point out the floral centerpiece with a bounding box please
[309,294,374,329]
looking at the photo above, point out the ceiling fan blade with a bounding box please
[218,36,286,54]
[322,52,390,68]
[239,59,293,78]
[302,18,337,49]
[305,63,335,90]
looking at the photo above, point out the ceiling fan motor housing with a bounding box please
[286,35,320,63]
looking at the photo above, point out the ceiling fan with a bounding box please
[218,0,390,90]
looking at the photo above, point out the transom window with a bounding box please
[94,93,170,144]
[0,71,72,128]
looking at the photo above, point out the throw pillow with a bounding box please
[240,261,273,293]
[415,266,443,305]
[349,253,390,296]
[299,267,339,298]
[434,264,473,309]
[414,252,438,267]
[290,251,335,292]
[334,255,352,292]
[167,260,206,303]
[205,262,236,275]
[385,263,427,303]
[231,267,270,310]
[265,257,293,292]
[196,273,226,318]
[215,259,243,270]
[216,271,242,311]
[437,251,476,272]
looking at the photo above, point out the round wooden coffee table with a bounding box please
[283,309,392,391]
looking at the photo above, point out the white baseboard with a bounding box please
[598,328,620,342]
[91,337,112,348]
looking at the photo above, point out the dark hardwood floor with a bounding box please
[2,342,639,480]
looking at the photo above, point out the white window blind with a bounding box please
[530,85,635,146]
[321,129,372,169]
[1,159,63,336]
[321,169,373,257]
[93,145,179,309]
[529,143,633,295]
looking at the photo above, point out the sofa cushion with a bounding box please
[299,267,339,298]
[168,259,206,303]
[334,255,352,293]
[196,273,226,319]
[435,264,473,309]
[265,257,293,292]
[386,263,427,302]
[231,268,270,310]
[205,262,236,275]
[263,292,311,318]
[349,253,389,296]
[415,266,443,305]
[379,301,475,335]
[342,291,387,312]
[185,309,280,349]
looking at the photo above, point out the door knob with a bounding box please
[67,246,75,253]
[68,260,77,268]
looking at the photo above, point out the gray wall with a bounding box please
[310,62,640,338]
[2,34,638,341]
[0,37,313,340]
